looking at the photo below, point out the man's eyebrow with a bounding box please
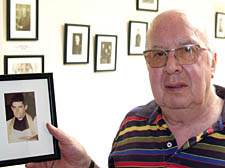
[149,45,166,50]
[150,41,198,49]
[151,45,164,48]
[179,40,198,46]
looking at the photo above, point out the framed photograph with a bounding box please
[94,34,117,72]
[7,0,39,40]
[4,55,44,75]
[0,73,60,167]
[64,23,90,64]
[128,21,148,55]
[215,12,225,38]
[136,0,158,12]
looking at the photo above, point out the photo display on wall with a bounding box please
[94,34,117,72]
[7,0,39,40]
[64,23,90,64]
[128,21,148,55]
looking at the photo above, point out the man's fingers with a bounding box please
[26,161,54,168]
[25,163,38,168]
[25,163,45,168]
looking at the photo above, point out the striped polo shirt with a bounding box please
[108,85,225,168]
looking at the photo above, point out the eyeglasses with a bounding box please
[143,44,209,68]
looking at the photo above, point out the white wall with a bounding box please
[1,0,225,167]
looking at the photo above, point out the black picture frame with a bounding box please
[215,12,225,39]
[136,0,159,12]
[94,34,117,72]
[4,55,44,75]
[128,21,148,55]
[0,73,60,167]
[7,0,39,40]
[64,23,90,64]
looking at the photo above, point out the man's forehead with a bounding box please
[151,40,198,49]
[149,28,200,49]
[150,11,195,35]
[12,101,24,105]
[147,10,207,48]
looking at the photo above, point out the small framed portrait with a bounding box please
[7,0,39,40]
[0,73,60,167]
[4,55,44,75]
[128,21,148,55]
[136,0,159,12]
[215,12,225,38]
[94,34,117,72]
[64,23,90,64]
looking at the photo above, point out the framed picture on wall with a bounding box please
[94,34,117,72]
[136,0,158,12]
[128,21,148,55]
[215,12,225,38]
[7,0,39,40]
[64,23,90,64]
[4,55,44,75]
[0,73,60,167]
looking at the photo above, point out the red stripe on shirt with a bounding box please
[115,161,189,168]
[120,116,147,129]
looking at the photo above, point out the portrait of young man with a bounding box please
[5,92,38,144]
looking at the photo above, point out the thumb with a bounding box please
[46,123,71,143]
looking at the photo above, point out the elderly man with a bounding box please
[26,10,225,168]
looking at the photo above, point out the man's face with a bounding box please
[75,35,80,44]
[11,101,27,120]
[147,13,215,110]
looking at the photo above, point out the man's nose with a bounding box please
[164,51,182,74]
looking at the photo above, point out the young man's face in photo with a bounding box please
[11,101,27,120]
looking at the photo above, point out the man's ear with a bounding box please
[211,52,217,78]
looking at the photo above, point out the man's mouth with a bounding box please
[165,83,188,89]
[166,85,186,88]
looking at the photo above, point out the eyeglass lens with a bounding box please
[145,45,200,68]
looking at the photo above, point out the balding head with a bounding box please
[146,10,212,52]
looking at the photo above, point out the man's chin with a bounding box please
[160,100,191,110]
[16,117,24,120]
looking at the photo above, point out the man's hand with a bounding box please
[25,123,92,168]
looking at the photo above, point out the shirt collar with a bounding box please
[13,114,29,131]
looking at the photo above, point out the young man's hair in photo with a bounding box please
[10,93,25,106]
